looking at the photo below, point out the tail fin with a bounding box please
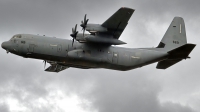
[157,17,187,51]
[156,17,196,69]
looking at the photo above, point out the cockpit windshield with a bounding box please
[10,34,22,40]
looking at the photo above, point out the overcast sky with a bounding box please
[0,0,200,112]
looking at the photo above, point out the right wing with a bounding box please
[45,64,69,73]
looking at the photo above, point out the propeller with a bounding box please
[43,60,47,69]
[80,14,89,36]
[6,50,9,54]
[70,24,78,46]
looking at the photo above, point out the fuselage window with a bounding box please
[97,49,103,52]
[21,41,25,44]
[85,50,91,56]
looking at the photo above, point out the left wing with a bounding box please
[101,7,135,39]
[45,64,68,73]
[71,7,134,45]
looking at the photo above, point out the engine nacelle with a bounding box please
[86,24,107,33]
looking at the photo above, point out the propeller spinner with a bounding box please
[80,14,89,36]
[70,24,78,46]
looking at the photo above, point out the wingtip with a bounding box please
[120,7,135,11]
[174,16,184,20]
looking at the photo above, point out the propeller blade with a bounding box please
[84,14,87,22]
[83,29,85,36]
[75,24,77,32]
[72,38,74,47]
[86,19,89,24]
[43,60,47,69]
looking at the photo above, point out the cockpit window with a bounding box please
[11,34,22,40]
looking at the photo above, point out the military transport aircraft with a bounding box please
[1,7,196,72]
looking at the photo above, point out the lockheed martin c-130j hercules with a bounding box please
[1,7,196,72]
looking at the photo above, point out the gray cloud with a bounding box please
[0,0,200,112]
[0,103,9,112]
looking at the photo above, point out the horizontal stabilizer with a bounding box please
[168,44,196,59]
[156,59,182,69]
[157,44,196,69]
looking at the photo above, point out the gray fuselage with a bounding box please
[2,34,168,71]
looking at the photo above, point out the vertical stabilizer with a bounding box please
[157,17,187,51]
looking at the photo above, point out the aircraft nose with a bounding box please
[1,41,9,50]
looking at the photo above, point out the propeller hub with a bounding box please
[70,34,75,38]
[80,24,85,28]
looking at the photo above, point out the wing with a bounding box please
[101,7,135,39]
[45,64,69,73]
[73,7,134,45]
